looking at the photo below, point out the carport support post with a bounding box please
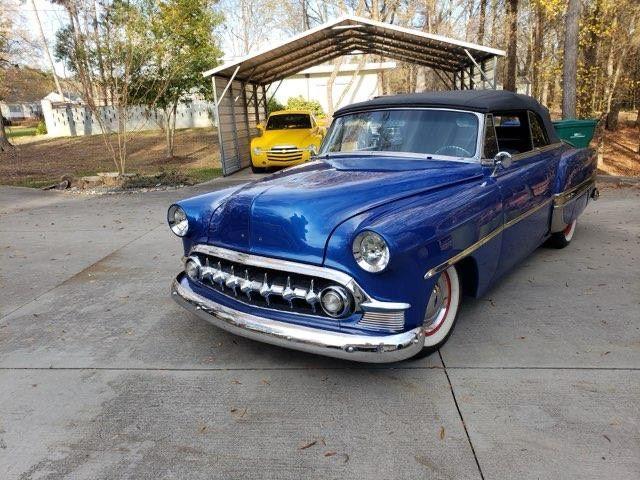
[241,82,250,138]
[228,81,241,167]
[492,56,498,89]
[211,76,226,173]
[252,84,260,125]
[261,85,268,120]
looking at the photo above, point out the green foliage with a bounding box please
[7,126,37,138]
[35,121,47,135]
[130,0,223,109]
[285,96,324,117]
[267,97,285,113]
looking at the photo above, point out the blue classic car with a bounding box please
[169,90,598,363]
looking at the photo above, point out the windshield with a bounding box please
[320,109,479,158]
[266,114,311,130]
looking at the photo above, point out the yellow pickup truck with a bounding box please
[250,110,325,173]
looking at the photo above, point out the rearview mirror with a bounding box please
[494,151,513,170]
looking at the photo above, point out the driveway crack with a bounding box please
[439,350,485,480]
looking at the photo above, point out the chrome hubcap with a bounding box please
[424,272,451,333]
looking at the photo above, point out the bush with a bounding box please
[35,121,47,135]
[267,97,285,113]
[285,96,324,117]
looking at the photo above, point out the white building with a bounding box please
[272,62,396,114]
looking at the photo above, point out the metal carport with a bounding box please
[203,15,506,176]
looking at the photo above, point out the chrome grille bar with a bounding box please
[359,311,405,331]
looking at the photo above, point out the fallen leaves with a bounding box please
[230,406,247,419]
[299,440,317,450]
[439,426,445,440]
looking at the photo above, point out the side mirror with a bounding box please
[256,123,265,135]
[493,151,513,170]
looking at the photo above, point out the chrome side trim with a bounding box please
[553,174,596,206]
[424,197,553,279]
[172,273,424,363]
[550,174,596,232]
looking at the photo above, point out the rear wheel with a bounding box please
[412,265,461,359]
[546,219,576,249]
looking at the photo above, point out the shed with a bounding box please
[203,15,506,175]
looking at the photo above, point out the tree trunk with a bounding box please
[0,118,13,151]
[562,0,581,119]
[30,0,64,98]
[504,0,519,92]
[477,0,487,44]
[531,2,544,100]
[605,103,620,131]
[326,57,344,117]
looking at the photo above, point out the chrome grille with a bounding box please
[267,146,303,162]
[358,310,405,331]
[188,252,351,318]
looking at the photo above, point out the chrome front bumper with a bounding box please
[172,273,425,363]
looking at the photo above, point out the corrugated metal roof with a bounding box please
[204,15,505,84]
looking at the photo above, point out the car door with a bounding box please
[489,111,557,276]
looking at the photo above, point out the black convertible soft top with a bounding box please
[335,90,559,143]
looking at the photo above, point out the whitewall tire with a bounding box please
[413,265,461,358]
[547,219,577,249]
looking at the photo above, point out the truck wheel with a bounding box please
[546,220,576,249]
[412,265,462,359]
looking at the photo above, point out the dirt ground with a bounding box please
[598,113,640,176]
[0,127,221,187]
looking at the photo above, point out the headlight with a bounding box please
[352,231,390,273]
[306,145,318,155]
[167,205,189,237]
[253,147,263,155]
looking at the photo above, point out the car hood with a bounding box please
[254,129,316,147]
[207,157,483,265]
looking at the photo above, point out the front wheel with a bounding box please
[251,163,266,174]
[412,265,462,359]
[546,219,577,249]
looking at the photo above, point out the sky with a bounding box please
[11,0,68,76]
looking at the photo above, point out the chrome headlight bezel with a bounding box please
[168,205,189,237]
[352,231,390,273]
[253,146,263,155]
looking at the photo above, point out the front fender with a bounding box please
[323,177,502,329]
[172,184,247,255]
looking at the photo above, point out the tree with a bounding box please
[504,0,519,92]
[131,0,222,158]
[54,0,221,171]
[562,0,581,119]
[0,9,10,151]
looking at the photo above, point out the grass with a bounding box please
[4,167,223,190]
[7,177,59,189]
[6,126,37,138]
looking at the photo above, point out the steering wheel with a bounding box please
[434,145,472,157]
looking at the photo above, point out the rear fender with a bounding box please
[551,146,597,232]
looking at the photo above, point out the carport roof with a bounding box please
[203,15,506,85]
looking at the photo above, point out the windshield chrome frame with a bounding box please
[318,107,485,163]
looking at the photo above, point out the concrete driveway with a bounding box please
[1,179,638,479]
